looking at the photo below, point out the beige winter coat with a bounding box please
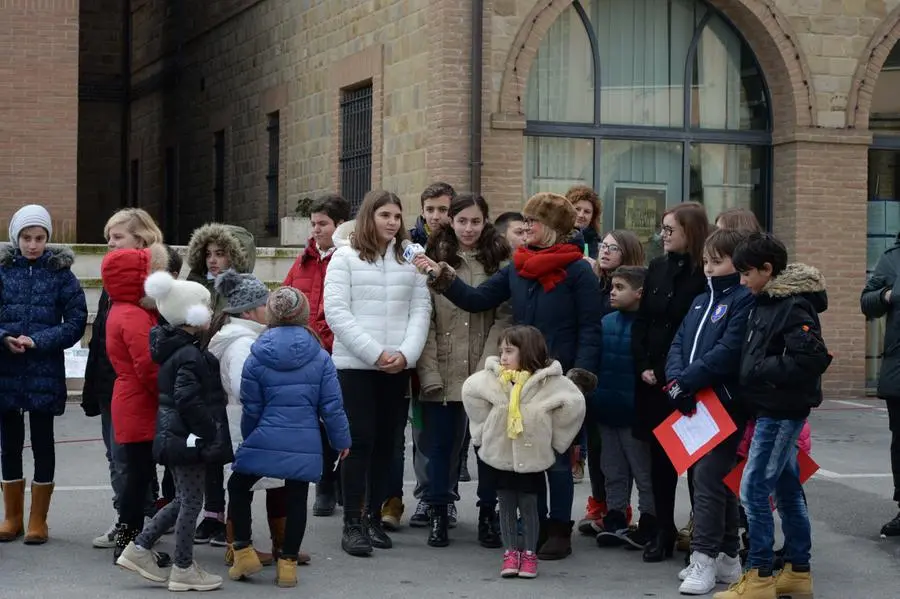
[417,251,511,402]
[462,357,586,474]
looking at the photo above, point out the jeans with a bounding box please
[136,464,205,569]
[691,426,743,558]
[203,464,225,514]
[386,413,407,501]
[338,369,411,519]
[537,451,574,522]
[741,417,810,571]
[420,402,466,506]
[599,425,653,515]
[888,402,900,503]
[474,448,498,508]
[586,422,606,502]
[229,473,309,559]
[0,410,55,483]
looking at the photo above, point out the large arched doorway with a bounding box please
[522,0,772,250]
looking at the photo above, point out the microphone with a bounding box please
[401,239,435,280]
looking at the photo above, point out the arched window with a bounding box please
[524,0,771,249]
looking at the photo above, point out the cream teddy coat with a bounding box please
[462,356,585,474]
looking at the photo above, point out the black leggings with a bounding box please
[229,474,309,559]
[203,464,225,514]
[119,441,156,531]
[0,410,55,483]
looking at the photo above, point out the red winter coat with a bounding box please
[283,239,335,352]
[102,248,162,444]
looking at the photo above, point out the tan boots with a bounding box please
[0,480,53,544]
[224,519,274,567]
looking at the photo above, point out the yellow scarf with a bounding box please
[499,369,531,439]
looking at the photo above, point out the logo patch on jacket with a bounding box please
[711,304,728,323]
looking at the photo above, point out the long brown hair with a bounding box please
[599,229,646,286]
[664,202,710,270]
[715,208,761,233]
[499,325,551,373]
[426,194,510,274]
[351,190,408,264]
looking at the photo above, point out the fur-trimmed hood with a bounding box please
[186,223,256,277]
[0,244,75,270]
[761,263,828,313]
[332,219,356,250]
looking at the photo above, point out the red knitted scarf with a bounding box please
[513,243,585,292]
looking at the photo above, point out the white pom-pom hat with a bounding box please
[144,271,212,327]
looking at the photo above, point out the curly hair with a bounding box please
[425,194,510,274]
[565,185,602,234]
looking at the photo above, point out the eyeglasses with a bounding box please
[599,242,621,254]
[659,225,676,237]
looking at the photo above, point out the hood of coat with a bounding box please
[101,244,169,304]
[0,244,75,270]
[207,317,266,361]
[150,324,199,364]
[760,263,828,313]
[332,220,356,250]
[186,223,256,277]
[250,325,322,372]
[483,355,564,398]
[409,216,429,245]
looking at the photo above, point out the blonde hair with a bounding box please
[104,208,163,248]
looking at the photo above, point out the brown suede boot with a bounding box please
[24,481,53,545]
[0,479,25,542]
[268,516,310,565]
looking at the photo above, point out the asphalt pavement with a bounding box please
[1,397,897,598]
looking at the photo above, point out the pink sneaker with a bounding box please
[500,550,520,578]
[518,551,538,579]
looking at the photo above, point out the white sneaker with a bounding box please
[116,542,169,583]
[715,552,742,584]
[92,521,118,549]
[168,562,223,592]
[678,551,717,595]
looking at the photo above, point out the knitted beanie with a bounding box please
[214,270,269,315]
[9,204,53,247]
[266,286,310,328]
[523,192,576,237]
[144,271,212,327]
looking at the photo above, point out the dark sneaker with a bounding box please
[596,510,628,548]
[448,503,458,529]
[208,521,227,547]
[881,512,900,538]
[365,514,393,549]
[313,483,337,517]
[622,513,658,551]
[342,519,373,557]
[193,517,222,545]
[409,501,430,528]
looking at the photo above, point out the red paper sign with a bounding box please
[724,451,820,498]
[653,389,737,476]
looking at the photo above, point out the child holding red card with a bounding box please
[664,228,755,596]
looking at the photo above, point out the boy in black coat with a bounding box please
[714,233,831,599]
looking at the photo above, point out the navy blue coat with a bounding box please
[442,239,603,374]
[0,246,87,415]
[592,311,637,428]
[666,272,754,412]
[234,326,351,482]
[409,216,429,246]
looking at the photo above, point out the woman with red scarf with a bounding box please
[414,192,602,560]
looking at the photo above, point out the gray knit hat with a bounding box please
[9,204,52,248]
[214,270,269,315]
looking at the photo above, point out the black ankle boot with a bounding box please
[427,504,449,548]
[313,481,336,517]
[477,505,502,548]
[365,513,393,549]
[342,517,373,557]
[112,524,139,564]
[642,528,676,563]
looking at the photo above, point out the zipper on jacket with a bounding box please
[688,277,715,364]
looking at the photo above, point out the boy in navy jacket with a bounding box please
[665,228,754,595]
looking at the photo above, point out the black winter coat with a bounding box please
[861,239,900,402]
[739,264,832,420]
[81,290,115,417]
[150,325,233,466]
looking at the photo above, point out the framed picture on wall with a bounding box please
[612,182,668,244]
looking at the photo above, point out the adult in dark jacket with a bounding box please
[565,185,602,259]
[416,191,602,560]
[228,287,350,587]
[861,234,900,537]
[0,205,88,546]
[631,201,709,563]
[85,207,165,549]
[117,271,230,591]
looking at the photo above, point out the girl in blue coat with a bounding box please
[228,287,351,588]
[0,204,87,545]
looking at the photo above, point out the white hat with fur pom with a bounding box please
[144,271,212,327]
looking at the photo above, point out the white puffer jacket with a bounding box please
[324,220,432,370]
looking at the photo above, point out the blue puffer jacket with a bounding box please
[666,272,754,412]
[233,325,351,482]
[591,311,637,428]
[0,245,87,415]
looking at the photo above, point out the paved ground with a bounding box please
[1,398,898,598]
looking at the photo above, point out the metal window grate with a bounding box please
[213,130,225,222]
[266,113,280,234]
[339,84,373,215]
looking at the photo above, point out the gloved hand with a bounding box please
[665,380,697,416]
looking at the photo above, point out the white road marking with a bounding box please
[814,469,892,479]
[829,399,887,411]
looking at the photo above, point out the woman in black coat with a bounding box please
[631,202,709,562]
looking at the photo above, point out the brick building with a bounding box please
[6,0,900,394]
